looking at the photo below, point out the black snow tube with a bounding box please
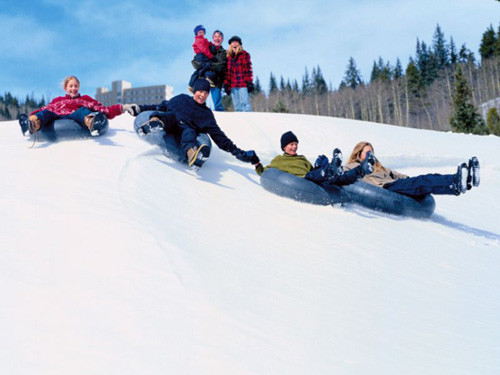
[260,168,435,218]
[133,110,212,164]
[34,118,109,142]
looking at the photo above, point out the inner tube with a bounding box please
[260,168,435,218]
[134,110,212,164]
[33,118,108,142]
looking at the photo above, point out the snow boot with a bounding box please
[19,114,40,137]
[454,163,468,195]
[138,117,164,136]
[360,151,375,176]
[84,112,107,136]
[187,144,210,168]
[329,148,343,176]
[467,156,480,189]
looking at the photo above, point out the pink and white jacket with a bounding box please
[31,94,123,119]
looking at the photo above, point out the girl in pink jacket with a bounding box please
[19,75,138,137]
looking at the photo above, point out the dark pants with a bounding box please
[35,107,92,129]
[188,54,215,88]
[305,166,361,186]
[149,111,196,153]
[384,174,457,197]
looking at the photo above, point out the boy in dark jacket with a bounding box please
[137,79,259,167]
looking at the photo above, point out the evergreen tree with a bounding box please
[487,107,500,136]
[312,65,327,94]
[370,60,380,82]
[449,37,458,65]
[254,77,262,94]
[269,72,278,93]
[479,25,497,60]
[393,58,403,79]
[301,67,311,95]
[494,23,500,57]
[279,76,286,91]
[458,44,475,64]
[405,59,423,95]
[292,79,299,93]
[432,24,449,70]
[342,57,363,89]
[450,65,485,134]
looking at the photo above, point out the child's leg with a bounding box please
[66,107,92,127]
[34,109,59,128]
[385,174,457,196]
[188,70,202,89]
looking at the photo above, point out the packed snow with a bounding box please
[1,111,499,375]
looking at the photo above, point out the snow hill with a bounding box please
[1,112,499,375]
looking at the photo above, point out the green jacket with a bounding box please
[255,153,313,177]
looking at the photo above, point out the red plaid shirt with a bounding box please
[31,94,123,119]
[224,50,253,89]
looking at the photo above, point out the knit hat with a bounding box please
[280,131,298,150]
[193,79,211,93]
[228,35,242,45]
[194,25,206,35]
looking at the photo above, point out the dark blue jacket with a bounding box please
[139,94,238,153]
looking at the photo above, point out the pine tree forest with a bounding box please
[250,24,500,135]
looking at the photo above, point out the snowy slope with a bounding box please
[1,112,499,375]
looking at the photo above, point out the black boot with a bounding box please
[359,151,375,177]
[454,163,468,195]
[467,156,480,189]
[328,148,343,177]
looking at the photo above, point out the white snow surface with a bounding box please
[1,112,500,375]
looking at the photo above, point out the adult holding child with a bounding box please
[224,36,254,112]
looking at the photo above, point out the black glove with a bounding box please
[232,149,257,163]
[314,154,329,169]
[224,84,231,95]
[247,82,254,93]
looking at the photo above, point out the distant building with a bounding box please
[96,80,174,106]
[481,97,500,119]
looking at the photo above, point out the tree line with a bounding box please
[0,93,45,122]
[249,23,500,136]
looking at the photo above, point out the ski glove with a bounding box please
[314,154,329,169]
[224,84,231,95]
[232,149,258,163]
[123,104,140,116]
[247,82,254,93]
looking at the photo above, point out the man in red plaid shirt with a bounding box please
[224,36,254,112]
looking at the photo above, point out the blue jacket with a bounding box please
[139,94,239,153]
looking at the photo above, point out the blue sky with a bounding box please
[1,0,499,102]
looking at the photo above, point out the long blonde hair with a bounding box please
[227,44,243,58]
[63,75,80,89]
[347,141,386,173]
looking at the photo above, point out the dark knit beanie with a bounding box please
[228,36,242,45]
[280,131,299,150]
[193,79,211,93]
[194,25,206,35]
